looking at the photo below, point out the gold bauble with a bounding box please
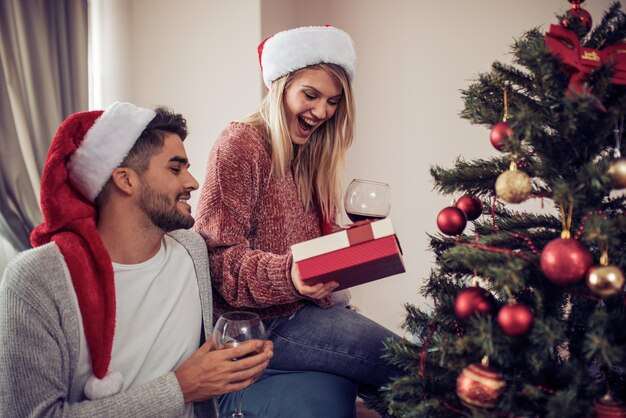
[495,169,531,204]
[609,158,626,189]
[586,265,625,297]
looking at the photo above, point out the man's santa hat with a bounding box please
[258,25,357,88]
[30,102,156,400]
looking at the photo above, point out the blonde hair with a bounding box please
[243,63,355,222]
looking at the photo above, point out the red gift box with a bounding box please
[291,218,405,290]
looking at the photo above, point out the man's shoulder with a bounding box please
[4,242,63,277]
[167,229,205,249]
[1,242,66,294]
[166,230,210,292]
[167,230,208,266]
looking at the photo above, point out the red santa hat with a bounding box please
[258,25,357,88]
[30,102,156,400]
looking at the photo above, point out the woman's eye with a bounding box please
[304,92,316,100]
[328,99,339,106]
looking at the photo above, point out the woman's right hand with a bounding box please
[291,261,339,299]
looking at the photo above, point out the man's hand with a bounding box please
[291,261,338,299]
[175,339,273,403]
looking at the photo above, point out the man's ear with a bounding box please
[110,167,138,196]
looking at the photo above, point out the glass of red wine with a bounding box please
[213,311,266,418]
[344,179,391,223]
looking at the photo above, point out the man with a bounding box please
[0,103,271,417]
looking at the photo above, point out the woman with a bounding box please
[194,25,400,405]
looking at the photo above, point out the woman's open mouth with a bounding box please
[298,116,316,134]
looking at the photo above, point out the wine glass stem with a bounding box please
[233,390,244,417]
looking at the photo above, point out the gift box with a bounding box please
[291,218,405,290]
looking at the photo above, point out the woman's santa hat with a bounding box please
[30,102,156,400]
[258,25,357,88]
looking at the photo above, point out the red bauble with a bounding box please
[456,363,505,409]
[540,238,593,285]
[437,206,467,236]
[497,303,534,337]
[456,195,483,221]
[490,121,512,151]
[454,287,493,321]
[593,394,626,418]
[563,7,592,33]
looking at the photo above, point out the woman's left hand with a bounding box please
[291,261,339,299]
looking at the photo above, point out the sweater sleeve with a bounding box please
[194,125,304,309]
[0,264,211,418]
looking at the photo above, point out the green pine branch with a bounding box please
[586,2,626,49]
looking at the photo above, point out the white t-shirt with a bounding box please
[68,235,202,417]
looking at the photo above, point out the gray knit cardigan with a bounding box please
[0,229,218,417]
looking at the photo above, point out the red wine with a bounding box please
[223,341,258,361]
[346,212,385,223]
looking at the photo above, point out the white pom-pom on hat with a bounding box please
[258,25,357,88]
[84,370,124,400]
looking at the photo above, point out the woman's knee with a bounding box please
[223,369,358,418]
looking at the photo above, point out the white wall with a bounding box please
[93,0,614,335]
[90,0,262,198]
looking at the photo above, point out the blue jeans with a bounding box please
[219,368,358,418]
[263,303,402,390]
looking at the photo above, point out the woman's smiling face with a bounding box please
[283,67,343,145]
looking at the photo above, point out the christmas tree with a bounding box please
[384,1,626,417]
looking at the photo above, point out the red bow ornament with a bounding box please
[545,24,626,111]
[545,24,602,97]
[599,42,626,85]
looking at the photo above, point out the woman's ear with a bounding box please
[110,167,137,196]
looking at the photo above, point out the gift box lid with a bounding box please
[291,218,398,262]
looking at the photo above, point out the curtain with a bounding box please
[0,0,88,251]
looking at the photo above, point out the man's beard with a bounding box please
[139,184,194,232]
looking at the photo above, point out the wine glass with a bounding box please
[213,311,266,418]
[344,179,391,223]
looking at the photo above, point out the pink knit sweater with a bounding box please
[194,122,333,320]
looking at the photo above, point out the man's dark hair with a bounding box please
[95,106,188,208]
[121,106,188,174]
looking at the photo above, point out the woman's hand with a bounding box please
[291,261,339,299]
